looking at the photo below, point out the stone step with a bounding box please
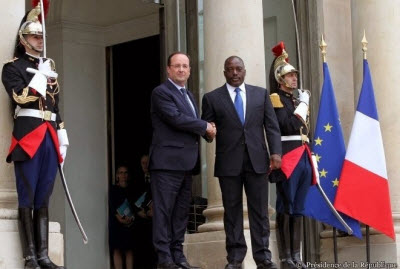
[0,190,18,209]
[0,210,64,269]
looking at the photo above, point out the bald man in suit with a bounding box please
[201,56,282,269]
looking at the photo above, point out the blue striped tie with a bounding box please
[234,88,244,125]
[180,88,196,117]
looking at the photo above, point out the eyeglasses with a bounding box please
[169,64,190,70]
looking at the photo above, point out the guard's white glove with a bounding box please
[294,102,308,123]
[38,58,58,79]
[294,89,310,123]
[311,154,320,185]
[27,70,47,98]
[27,58,58,99]
[57,129,69,167]
[298,89,310,105]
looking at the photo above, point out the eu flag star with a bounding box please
[315,154,321,162]
[314,137,323,146]
[324,123,333,132]
[320,169,328,178]
[332,178,339,187]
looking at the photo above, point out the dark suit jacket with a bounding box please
[149,80,207,174]
[202,83,282,176]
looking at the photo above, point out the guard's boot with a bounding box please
[18,208,40,269]
[290,216,307,269]
[276,213,296,269]
[33,208,65,269]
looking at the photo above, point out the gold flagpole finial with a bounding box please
[320,34,328,63]
[361,30,368,60]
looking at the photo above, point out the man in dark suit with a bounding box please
[149,52,216,269]
[201,56,282,269]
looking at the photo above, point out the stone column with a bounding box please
[349,0,399,265]
[321,0,356,141]
[46,21,110,269]
[184,1,274,268]
[0,4,24,268]
[0,1,22,212]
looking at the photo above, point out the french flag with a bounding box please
[334,59,394,239]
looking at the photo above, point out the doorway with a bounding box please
[112,35,160,173]
[108,34,160,269]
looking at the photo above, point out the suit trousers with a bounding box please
[150,170,193,264]
[218,149,271,264]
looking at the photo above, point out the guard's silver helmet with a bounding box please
[19,3,43,51]
[272,42,298,89]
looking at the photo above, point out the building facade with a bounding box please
[0,1,398,268]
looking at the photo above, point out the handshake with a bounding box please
[205,122,217,141]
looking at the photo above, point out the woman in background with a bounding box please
[109,165,135,269]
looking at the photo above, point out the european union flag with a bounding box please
[303,62,362,238]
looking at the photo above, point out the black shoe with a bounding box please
[176,261,201,269]
[256,260,277,269]
[280,259,297,269]
[157,262,181,269]
[224,261,242,269]
[292,258,307,269]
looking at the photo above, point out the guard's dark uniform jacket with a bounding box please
[2,53,63,163]
[270,89,316,215]
[270,89,316,180]
[271,89,308,154]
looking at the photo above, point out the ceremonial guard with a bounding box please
[268,42,317,269]
[2,1,68,268]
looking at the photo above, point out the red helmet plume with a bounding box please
[272,41,289,62]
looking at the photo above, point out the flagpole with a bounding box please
[333,228,338,263]
[366,225,370,264]
[361,30,371,265]
[362,30,368,60]
[317,35,353,235]
[320,34,327,63]
[320,35,340,263]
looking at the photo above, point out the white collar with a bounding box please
[226,82,246,94]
